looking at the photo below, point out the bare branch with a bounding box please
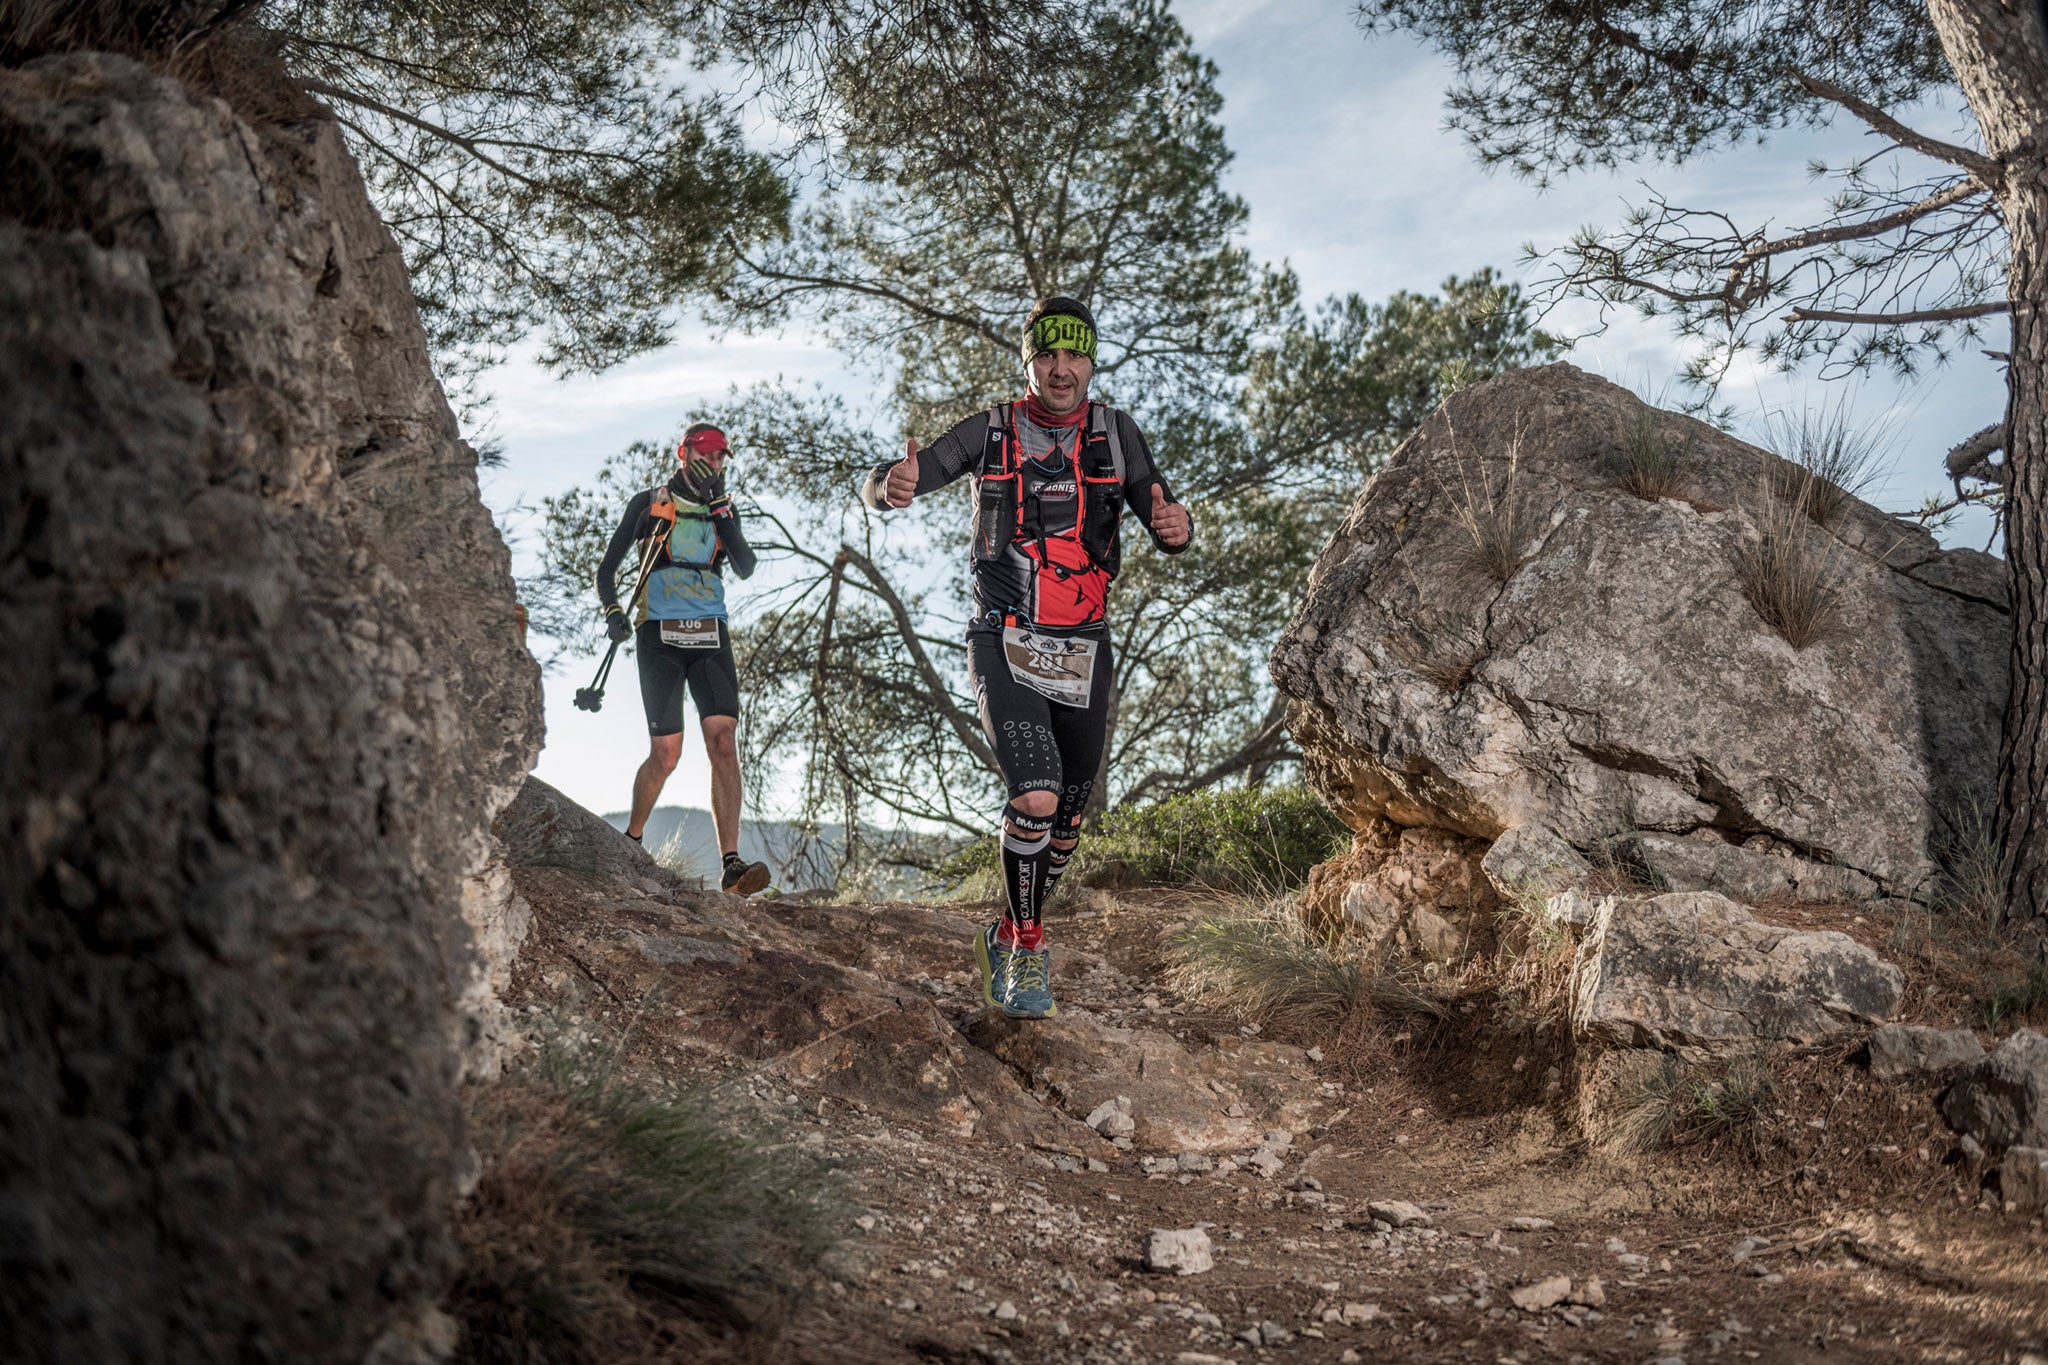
[1789,69,2003,189]
[834,545,1000,773]
[1785,301,2009,325]
[1945,421,2007,482]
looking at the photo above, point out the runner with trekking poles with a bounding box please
[583,423,772,897]
[860,298,1193,1017]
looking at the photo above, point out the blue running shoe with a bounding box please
[974,922,1013,1009]
[999,943,1057,1020]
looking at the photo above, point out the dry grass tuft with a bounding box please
[1391,629,1489,693]
[449,1031,840,1363]
[1761,400,1892,526]
[1486,887,1580,1020]
[1165,894,1441,1036]
[1440,433,1529,585]
[1609,411,1692,501]
[1885,800,2048,1031]
[1603,1048,1778,1159]
[1735,472,1847,648]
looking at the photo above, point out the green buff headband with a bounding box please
[1022,313,1097,363]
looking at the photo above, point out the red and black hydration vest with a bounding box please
[972,401,1130,630]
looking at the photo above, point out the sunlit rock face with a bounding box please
[1273,362,2008,903]
[0,52,540,1363]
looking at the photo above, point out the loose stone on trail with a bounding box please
[1367,1199,1432,1228]
[1145,1227,1215,1275]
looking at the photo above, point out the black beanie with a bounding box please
[1021,296,1099,363]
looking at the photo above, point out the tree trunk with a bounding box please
[1927,0,2048,919]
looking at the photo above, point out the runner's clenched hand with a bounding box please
[1149,483,1190,548]
[885,438,920,509]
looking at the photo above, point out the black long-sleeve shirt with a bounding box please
[595,474,755,622]
[860,401,1189,630]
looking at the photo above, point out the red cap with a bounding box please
[680,426,729,458]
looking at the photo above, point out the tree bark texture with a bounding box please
[1927,0,2048,918]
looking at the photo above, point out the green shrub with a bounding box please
[931,786,1347,897]
[1077,786,1348,890]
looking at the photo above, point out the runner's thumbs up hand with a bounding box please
[1149,482,1191,548]
[885,437,920,509]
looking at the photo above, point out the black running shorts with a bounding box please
[967,626,1112,831]
[636,618,740,735]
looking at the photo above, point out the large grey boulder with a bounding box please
[1571,892,1903,1050]
[1942,1030,2048,1155]
[1866,1023,1985,1082]
[1,53,539,1364]
[1271,363,2007,898]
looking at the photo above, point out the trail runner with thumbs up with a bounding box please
[595,423,772,897]
[860,297,1193,1018]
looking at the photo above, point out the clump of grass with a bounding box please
[1166,894,1441,1032]
[1609,411,1692,500]
[1761,399,1894,526]
[1984,959,2048,1030]
[1391,628,1489,693]
[1489,887,1580,1019]
[648,830,709,886]
[1603,1048,1777,1158]
[1443,441,1529,584]
[1931,797,2007,944]
[1735,473,1847,648]
[450,1034,839,1363]
[1604,1053,1686,1157]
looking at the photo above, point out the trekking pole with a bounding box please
[574,500,676,713]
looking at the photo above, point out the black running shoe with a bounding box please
[721,856,771,897]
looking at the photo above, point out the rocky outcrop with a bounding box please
[1943,1029,2048,1156]
[1272,363,2007,900]
[1,52,539,1365]
[1570,892,1903,1051]
[1302,818,1500,962]
[1865,1022,1985,1081]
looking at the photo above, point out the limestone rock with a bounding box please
[1483,826,1591,899]
[1942,1030,2048,1155]
[499,774,661,885]
[2000,1146,2048,1213]
[1145,1228,1215,1275]
[1510,1275,1573,1311]
[0,53,539,1364]
[1611,831,1877,903]
[1571,892,1902,1050]
[1366,1199,1432,1228]
[1866,1023,1985,1082]
[1272,363,2007,898]
[1313,822,1499,964]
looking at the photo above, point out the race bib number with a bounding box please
[1002,627,1098,707]
[657,617,721,650]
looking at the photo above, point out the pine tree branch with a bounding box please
[1784,301,2009,325]
[1789,69,2004,188]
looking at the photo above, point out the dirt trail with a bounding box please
[503,865,2048,1365]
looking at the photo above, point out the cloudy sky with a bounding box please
[475,1,2006,820]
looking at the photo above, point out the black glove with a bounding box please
[605,611,631,644]
[706,493,734,519]
[677,458,724,504]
